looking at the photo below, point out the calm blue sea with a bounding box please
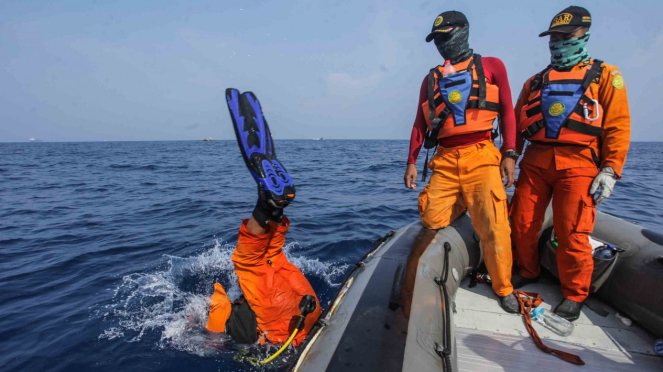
[1,140,662,372]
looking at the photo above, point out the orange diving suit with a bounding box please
[206,216,321,346]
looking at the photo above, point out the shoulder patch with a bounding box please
[612,74,625,90]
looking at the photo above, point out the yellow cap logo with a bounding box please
[448,90,462,105]
[551,13,573,28]
[612,75,624,90]
[434,16,444,27]
[549,102,565,116]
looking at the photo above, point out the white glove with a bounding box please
[589,167,618,205]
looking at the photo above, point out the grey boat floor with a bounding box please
[455,276,663,371]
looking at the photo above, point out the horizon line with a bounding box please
[1,139,661,144]
[3,138,413,143]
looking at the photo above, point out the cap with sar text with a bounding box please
[425,11,469,42]
[539,6,592,37]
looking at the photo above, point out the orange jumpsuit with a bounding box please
[511,60,631,302]
[415,56,516,297]
[206,216,321,345]
[419,140,514,296]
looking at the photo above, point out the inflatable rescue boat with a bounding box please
[286,207,663,371]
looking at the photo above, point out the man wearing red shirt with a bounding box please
[403,11,520,313]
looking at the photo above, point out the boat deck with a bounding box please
[454,275,663,371]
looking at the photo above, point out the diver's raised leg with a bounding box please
[226,88,296,212]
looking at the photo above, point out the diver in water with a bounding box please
[204,89,321,350]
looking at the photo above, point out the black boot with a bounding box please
[511,273,539,289]
[251,196,273,228]
[499,293,521,314]
[252,187,285,228]
[554,298,583,321]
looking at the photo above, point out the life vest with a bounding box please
[422,54,500,149]
[518,61,604,146]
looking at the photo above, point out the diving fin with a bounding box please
[225,88,295,208]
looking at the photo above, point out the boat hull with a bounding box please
[289,208,663,371]
[589,212,663,338]
[289,213,482,372]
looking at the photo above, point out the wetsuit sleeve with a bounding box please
[597,65,631,178]
[407,77,429,164]
[265,216,290,261]
[514,78,533,155]
[484,57,516,152]
[232,219,274,267]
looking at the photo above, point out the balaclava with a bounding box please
[435,25,473,64]
[549,32,591,70]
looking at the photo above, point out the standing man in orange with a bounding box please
[403,11,521,313]
[510,6,631,320]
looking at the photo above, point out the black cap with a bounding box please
[539,6,592,37]
[425,11,469,42]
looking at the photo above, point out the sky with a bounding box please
[1,0,662,142]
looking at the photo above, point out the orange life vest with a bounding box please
[518,61,604,146]
[422,54,500,148]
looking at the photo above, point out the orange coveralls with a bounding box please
[419,140,514,296]
[511,60,631,302]
[206,216,321,345]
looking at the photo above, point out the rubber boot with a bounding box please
[554,298,583,321]
[252,197,273,228]
[499,293,521,314]
[252,187,285,228]
[511,273,539,289]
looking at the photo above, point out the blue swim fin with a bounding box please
[225,88,295,208]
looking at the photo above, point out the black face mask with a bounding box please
[433,26,473,64]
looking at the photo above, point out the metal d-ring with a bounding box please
[584,99,600,121]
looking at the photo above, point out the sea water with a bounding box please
[1,140,662,372]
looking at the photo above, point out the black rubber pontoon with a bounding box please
[539,208,663,338]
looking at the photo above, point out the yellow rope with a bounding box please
[260,329,299,364]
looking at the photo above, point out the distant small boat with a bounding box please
[28,137,43,142]
[202,138,215,141]
[312,137,324,141]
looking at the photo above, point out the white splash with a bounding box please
[283,242,350,287]
[99,238,348,358]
